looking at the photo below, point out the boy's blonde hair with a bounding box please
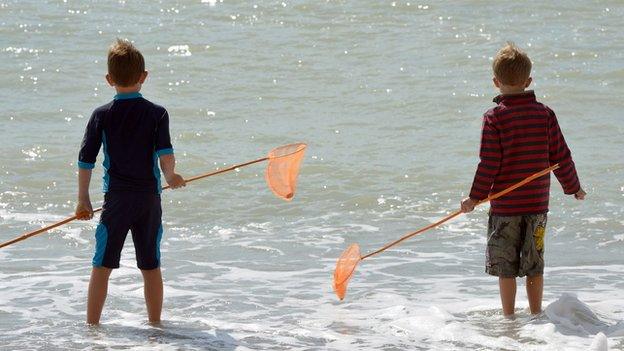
[492,42,531,86]
[107,39,145,87]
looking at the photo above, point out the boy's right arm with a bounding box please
[547,110,585,200]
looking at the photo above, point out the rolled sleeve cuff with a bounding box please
[156,148,174,157]
[78,161,95,169]
[469,189,488,201]
[564,182,581,195]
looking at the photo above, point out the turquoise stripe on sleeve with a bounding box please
[156,148,174,156]
[92,223,108,267]
[78,161,95,169]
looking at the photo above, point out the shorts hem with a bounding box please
[138,263,160,270]
[522,271,544,278]
[486,268,518,278]
[92,263,119,269]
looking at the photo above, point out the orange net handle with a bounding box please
[0,215,80,249]
[164,157,268,191]
[360,164,559,260]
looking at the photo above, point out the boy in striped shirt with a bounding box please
[460,43,585,316]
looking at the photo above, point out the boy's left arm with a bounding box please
[76,168,94,219]
[547,109,585,200]
[75,112,102,219]
[155,109,185,189]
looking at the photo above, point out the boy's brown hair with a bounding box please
[107,39,145,87]
[492,42,532,86]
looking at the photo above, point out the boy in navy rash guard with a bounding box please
[76,39,186,325]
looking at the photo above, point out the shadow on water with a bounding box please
[86,320,239,350]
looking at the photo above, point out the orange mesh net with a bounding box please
[265,143,306,201]
[333,243,361,300]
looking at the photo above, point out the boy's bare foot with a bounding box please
[574,188,586,200]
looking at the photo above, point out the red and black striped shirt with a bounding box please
[469,91,581,216]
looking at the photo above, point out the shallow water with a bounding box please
[1,1,623,350]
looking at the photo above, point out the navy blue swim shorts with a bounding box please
[92,191,163,270]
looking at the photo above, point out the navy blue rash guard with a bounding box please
[78,92,173,194]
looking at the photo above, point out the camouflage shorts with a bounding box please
[485,213,547,278]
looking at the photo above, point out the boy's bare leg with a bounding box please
[141,268,163,323]
[87,267,113,325]
[499,277,517,316]
[526,274,543,314]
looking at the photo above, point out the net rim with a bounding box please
[268,143,307,159]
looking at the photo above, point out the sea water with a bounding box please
[0,1,623,350]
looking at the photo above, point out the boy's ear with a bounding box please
[138,71,148,84]
[105,74,115,87]
[525,77,532,88]
[493,77,500,88]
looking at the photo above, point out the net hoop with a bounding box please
[267,143,307,159]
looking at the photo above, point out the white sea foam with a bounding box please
[590,333,608,351]
[545,293,624,338]
[167,45,191,57]
[200,0,222,6]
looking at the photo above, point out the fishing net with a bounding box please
[333,243,361,300]
[266,143,306,201]
[0,142,309,250]
[329,165,560,301]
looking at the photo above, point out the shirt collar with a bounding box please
[114,92,143,100]
[493,90,536,104]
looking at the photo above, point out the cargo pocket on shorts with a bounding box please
[532,215,547,252]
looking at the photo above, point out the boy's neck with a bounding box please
[498,86,526,95]
[115,85,141,94]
